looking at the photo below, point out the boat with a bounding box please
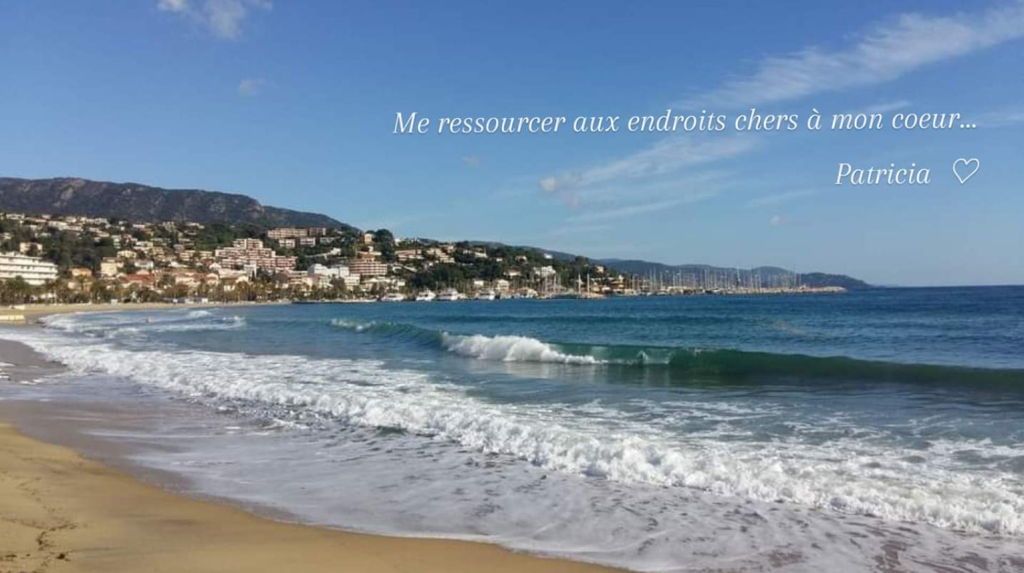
[475,289,497,301]
[547,290,581,300]
[379,292,406,302]
[512,288,538,299]
[436,288,463,302]
[415,290,436,302]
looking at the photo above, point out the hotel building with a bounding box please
[0,252,59,286]
[345,259,388,277]
[214,239,297,272]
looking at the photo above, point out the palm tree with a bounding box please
[1,276,34,305]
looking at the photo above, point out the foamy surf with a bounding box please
[6,296,1024,573]
[14,322,1024,539]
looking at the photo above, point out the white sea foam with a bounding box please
[329,318,378,332]
[441,333,606,365]
[41,311,245,336]
[331,319,608,364]
[15,325,1024,539]
[145,315,246,333]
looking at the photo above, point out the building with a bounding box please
[0,253,59,286]
[18,242,44,255]
[335,274,360,288]
[345,259,388,277]
[118,273,157,289]
[307,264,349,278]
[395,249,423,262]
[69,267,93,280]
[423,247,454,264]
[100,257,120,278]
[214,239,296,273]
[268,228,308,240]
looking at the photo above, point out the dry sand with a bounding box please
[0,336,622,573]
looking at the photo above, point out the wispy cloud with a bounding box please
[237,78,267,96]
[158,0,189,11]
[682,1,1024,108]
[746,189,817,208]
[566,193,716,224]
[462,155,483,167]
[535,134,754,227]
[536,136,761,201]
[974,108,1024,127]
[857,100,912,115]
[538,223,615,238]
[158,0,272,40]
[770,215,792,227]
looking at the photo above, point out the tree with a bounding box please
[374,229,397,263]
[0,277,35,305]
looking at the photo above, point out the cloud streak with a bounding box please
[538,136,758,200]
[237,78,267,96]
[158,0,271,40]
[682,1,1024,108]
[566,193,717,224]
[746,189,817,208]
[974,108,1024,128]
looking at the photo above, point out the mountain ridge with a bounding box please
[598,258,871,289]
[0,177,352,230]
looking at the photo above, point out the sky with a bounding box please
[1,1,1022,286]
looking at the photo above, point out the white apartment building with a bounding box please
[268,228,308,240]
[307,264,360,288]
[0,253,59,286]
[307,264,350,278]
[214,239,296,272]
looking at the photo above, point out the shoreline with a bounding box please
[0,337,623,573]
[0,301,285,324]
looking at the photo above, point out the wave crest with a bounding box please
[441,333,606,365]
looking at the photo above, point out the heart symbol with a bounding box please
[952,158,980,184]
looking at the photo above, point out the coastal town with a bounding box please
[0,210,844,307]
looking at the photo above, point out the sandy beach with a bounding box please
[0,336,620,573]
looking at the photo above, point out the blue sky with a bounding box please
[1,1,1022,285]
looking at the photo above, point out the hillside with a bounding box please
[1,177,869,289]
[599,259,871,290]
[0,177,353,230]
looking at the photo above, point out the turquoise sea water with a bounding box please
[5,286,1024,572]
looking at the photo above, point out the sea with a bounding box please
[3,286,1024,572]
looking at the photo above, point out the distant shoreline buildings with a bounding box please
[0,210,846,305]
